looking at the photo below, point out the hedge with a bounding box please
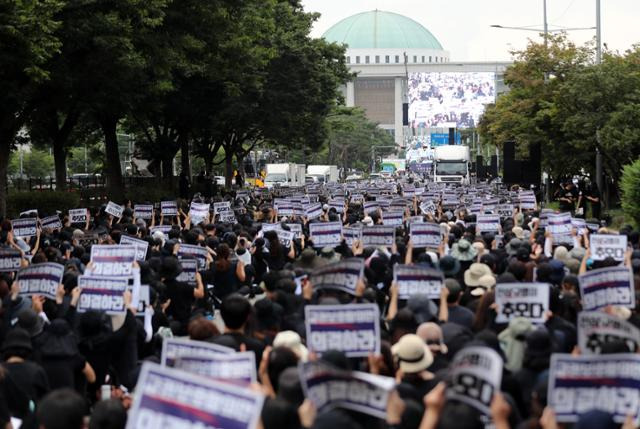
[621,159,640,227]
[7,191,81,218]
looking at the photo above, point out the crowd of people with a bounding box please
[0,175,639,429]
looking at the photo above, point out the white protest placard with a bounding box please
[135,285,150,315]
[350,193,364,203]
[174,351,257,385]
[548,353,640,423]
[328,199,345,214]
[133,204,153,219]
[495,282,550,324]
[77,275,129,315]
[0,249,22,273]
[150,225,173,235]
[361,226,395,248]
[496,204,514,218]
[420,200,436,215]
[409,216,424,224]
[539,208,554,228]
[304,203,323,220]
[20,209,38,217]
[177,244,208,270]
[343,226,362,247]
[16,262,64,299]
[90,245,136,277]
[382,210,404,226]
[189,202,210,224]
[161,337,234,367]
[40,215,62,231]
[126,362,264,429]
[119,235,148,261]
[518,191,537,210]
[219,212,237,223]
[105,201,124,218]
[309,222,342,248]
[300,361,395,419]
[275,229,295,248]
[176,258,198,287]
[69,208,88,224]
[446,346,503,415]
[363,201,379,214]
[590,234,627,262]
[11,218,37,238]
[160,201,178,216]
[476,214,501,234]
[410,222,441,248]
[571,217,587,236]
[213,201,231,215]
[305,304,380,357]
[578,311,640,354]
[548,212,573,244]
[311,258,364,295]
[393,265,444,300]
[285,223,303,239]
[579,266,635,311]
[274,200,294,216]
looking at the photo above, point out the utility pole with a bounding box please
[543,0,548,47]
[595,0,604,209]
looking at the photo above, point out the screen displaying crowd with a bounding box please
[0,177,639,429]
[408,72,496,129]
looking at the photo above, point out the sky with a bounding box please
[301,0,640,62]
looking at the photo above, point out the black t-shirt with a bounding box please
[210,333,264,369]
[40,354,86,391]
[165,279,195,324]
[4,360,50,401]
[447,305,475,329]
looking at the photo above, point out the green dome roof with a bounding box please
[322,10,443,50]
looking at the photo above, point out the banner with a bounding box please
[343,226,362,247]
[161,338,234,367]
[11,218,37,237]
[410,222,441,248]
[309,222,342,249]
[40,215,62,231]
[174,352,257,385]
[176,259,198,287]
[393,265,444,300]
[16,262,64,299]
[548,353,640,423]
[160,201,178,216]
[311,258,364,295]
[126,362,264,429]
[177,244,208,270]
[476,214,501,233]
[305,304,380,357]
[90,245,136,277]
[579,266,635,311]
[548,212,573,245]
[382,211,404,226]
[213,201,231,215]
[134,205,153,219]
[495,282,550,323]
[446,346,503,415]
[77,275,130,314]
[69,208,88,224]
[119,235,149,261]
[590,234,627,262]
[105,201,124,218]
[361,226,395,248]
[299,361,395,419]
[304,203,323,220]
[577,311,640,354]
[189,202,210,224]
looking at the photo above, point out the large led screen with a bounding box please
[408,72,496,129]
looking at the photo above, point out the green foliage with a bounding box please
[8,149,54,178]
[620,159,640,227]
[6,191,80,218]
[67,144,105,175]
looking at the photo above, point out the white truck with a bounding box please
[433,145,470,184]
[264,163,306,188]
[306,165,339,183]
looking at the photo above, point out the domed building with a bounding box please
[322,10,509,154]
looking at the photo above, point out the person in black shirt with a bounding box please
[555,182,578,213]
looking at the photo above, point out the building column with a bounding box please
[394,77,403,146]
[346,81,355,107]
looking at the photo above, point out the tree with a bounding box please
[324,106,395,174]
[8,149,54,178]
[620,159,640,227]
[0,0,62,217]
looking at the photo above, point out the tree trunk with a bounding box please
[0,140,10,218]
[236,152,245,188]
[161,158,173,179]
[180,135,190,179]
[52,137,67,191]
[100,117,124,202]
[224,151,233,189]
